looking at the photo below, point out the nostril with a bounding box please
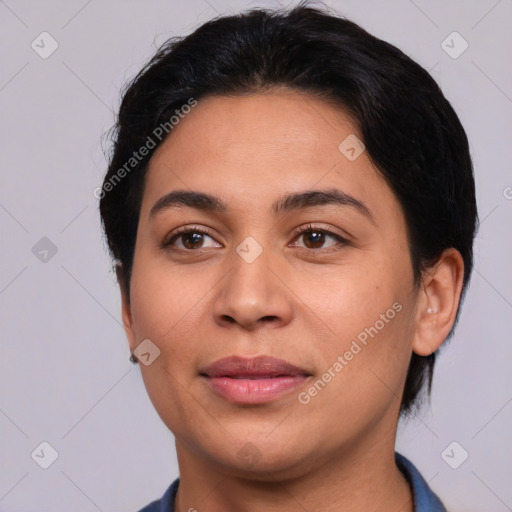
[219,314,278,327]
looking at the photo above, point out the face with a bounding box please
[123,89,421,478]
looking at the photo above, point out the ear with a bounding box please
[116,263,136,353]
[412,248,465,356]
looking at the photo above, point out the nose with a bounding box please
[211,241,294,331]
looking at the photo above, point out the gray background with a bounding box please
[1,0,511,510]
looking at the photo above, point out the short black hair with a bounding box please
[99,2,478,415]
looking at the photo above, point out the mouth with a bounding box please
[199,355,311,404]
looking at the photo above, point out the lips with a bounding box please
[200,355,310,404]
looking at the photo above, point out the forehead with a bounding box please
[142,89,397,220]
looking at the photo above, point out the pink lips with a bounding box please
[200,355,310,404]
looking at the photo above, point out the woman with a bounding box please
[99,4,477,511]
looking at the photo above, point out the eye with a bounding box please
[163,226,221,251]
[290,224,348,251]
[162,224,348,253]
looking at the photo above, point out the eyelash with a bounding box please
[163,224,349,253]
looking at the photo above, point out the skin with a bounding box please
[120,88,464,512]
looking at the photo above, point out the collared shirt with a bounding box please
[138,452,447,512]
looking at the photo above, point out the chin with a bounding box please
[200,432,318,482]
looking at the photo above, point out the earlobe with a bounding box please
[412,248,465,357]
[116,263,136,352]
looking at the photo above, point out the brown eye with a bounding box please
[164,228,221,251]
[302,230,328,249]
[178,232,206,249]
[292,225,348,251]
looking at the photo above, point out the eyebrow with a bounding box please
[149,188,373,221]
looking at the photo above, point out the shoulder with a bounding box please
[395,452,447,512]
[136,478,180,512]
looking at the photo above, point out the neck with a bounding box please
[173,434,413,512]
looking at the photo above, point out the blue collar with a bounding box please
[395,452,447,511]
[138,452,446,511]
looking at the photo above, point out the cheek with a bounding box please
[129,255,207,429]
[291,254,409,340]
[129,248,207,342]
[294,257,416,405]
[298,302,415,439]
